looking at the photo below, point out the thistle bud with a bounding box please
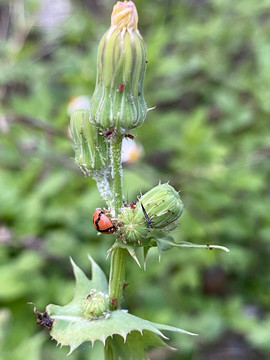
[136,183,184,229]
[90,1,147,133]
[82,289,110,320]
[118,206,149,244]
[70,110,109,174]
[118,184,183,244]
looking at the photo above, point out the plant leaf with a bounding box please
[49,309,196,355]
[48,256,108,317]
[46,257,196,355]
[151,231,230,253]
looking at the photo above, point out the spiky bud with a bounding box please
[90,1,147,134]
[136,183,184,229]
[118,184,183,244]
[82,289,110,320]
[70,110,109,174]
[118,206,149,244]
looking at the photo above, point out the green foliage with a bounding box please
[1,0,270,359]
[47,257,195,358]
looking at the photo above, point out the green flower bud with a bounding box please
[70,110,109,174]
[118,184,183,243]
[136,183,184,229]
[118,206,148,244]
[90,1,147,133]
[82,289,110,320]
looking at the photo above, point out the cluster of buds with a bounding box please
[118,183,184,244]
[137,183,184,230]
[70,1,148,174]
[82,289,110,320]
[90,1,147,134]
[70,3,184,247]
[70,110,109,174]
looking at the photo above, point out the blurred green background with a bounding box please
[1,0,270,359]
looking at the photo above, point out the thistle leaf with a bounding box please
[151,231,230,253]
[47,256,108,317]
[46,257,196,355]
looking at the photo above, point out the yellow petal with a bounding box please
[111,1,138,31]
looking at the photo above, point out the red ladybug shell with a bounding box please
[93,209,116,234]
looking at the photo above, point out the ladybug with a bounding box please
[93,209,116,234]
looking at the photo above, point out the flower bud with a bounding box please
[118,206,149,244]
[118,184,183,243]
[82,289,110,320]
[90,1,147,133]
[70,110,109,173]
[135,183,184,229]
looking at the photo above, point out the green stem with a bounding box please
[104,338,114,360]
[108,135,127,310]
[109,246,126,309]
[106,136,126,360]
[110,136,123,215]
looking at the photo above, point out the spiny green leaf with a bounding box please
[48,256,108,317]
[171,241,230,252]
[49,310,196,355]
[46,257,196,355]
[151,231,230,253]
[87,254,108,291]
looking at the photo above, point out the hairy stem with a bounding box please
[108,135,127,309]
[109,246,126,310]
[105,135,126,359]
[110,136,123,216]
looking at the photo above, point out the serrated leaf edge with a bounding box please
[48,257,197,355]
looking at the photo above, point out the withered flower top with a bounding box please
[111,1,138,31]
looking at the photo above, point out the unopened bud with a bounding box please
[70,110,109,173]
[136,183,184,229]
[118,206,148,244]
[82,289,110,320]
[118,184,183,243]
[90,1,147,133]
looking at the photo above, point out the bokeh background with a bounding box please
[1,0,270,359]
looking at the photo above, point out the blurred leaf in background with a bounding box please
[1,0,270,359]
